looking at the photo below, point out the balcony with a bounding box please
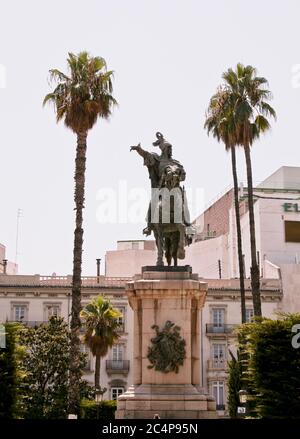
[106,360,130,375]
[207,359,227,370]
[206,324,237,336]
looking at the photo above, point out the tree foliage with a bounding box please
[0,323,24,419]
[205,63,276,318]
[227,350,242,418]
[19,317,87,419]
[43,51,117,415]
[80,296,121,388]
[43,51,117,134]
[80,399,117,419]
[236,314,300,418]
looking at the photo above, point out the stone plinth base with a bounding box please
[115,267,218,419]
[116,384,217,419]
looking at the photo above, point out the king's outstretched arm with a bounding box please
[130,143,148,159]
[130,143,156,167]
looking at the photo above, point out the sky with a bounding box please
[1,0,300,275]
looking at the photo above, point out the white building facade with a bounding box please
[0,274,133,402]
[1,166,299,414]
[0,272,284,415]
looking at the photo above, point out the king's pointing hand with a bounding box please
[130,143,141,151]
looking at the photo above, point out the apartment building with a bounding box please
[1,166,299,413]
[0,271,285,415]
[0,274,133,401]
[0,242,17,275]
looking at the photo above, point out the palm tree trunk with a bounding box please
[244,145,262,317]
[95,354,101,388]
[69,131,87,415]
[230,146,246,323]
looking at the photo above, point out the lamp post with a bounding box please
[237,389,248,418]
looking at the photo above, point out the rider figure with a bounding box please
[130,132,187,235]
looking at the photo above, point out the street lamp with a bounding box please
[238,389,248,404]
[237,389,248,418]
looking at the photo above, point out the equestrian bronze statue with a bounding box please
[130,132,195,266]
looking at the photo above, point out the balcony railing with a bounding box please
[0,274,130,288]
[106,360,130,374]
[207,359,227,370]
[216,404,225,410]
[206,324,237,335]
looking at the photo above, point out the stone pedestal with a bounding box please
[115,266,217,419]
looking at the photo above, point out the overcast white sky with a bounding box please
[1,0,300,275]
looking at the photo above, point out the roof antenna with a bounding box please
[15,208,23,265]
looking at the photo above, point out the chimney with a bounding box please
[96,258,101,282]
[2,259,8,275]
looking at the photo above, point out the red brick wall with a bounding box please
[203,189,234,237]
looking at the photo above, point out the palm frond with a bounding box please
[44,51,117,133]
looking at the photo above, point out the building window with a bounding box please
[112,344,124,362]
[111,387,124,400]
[212,381,225,410]
[245,308,254,323]
[13,304,27,321]
[212,343,226,368]
[80,344,91,370]
[115,306,125,332]
[285,221,300,243]
[212,308,225,328]
[44,304,61,321]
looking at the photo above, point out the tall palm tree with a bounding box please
[222,63,276,317]
[80,296,121,389]
[43,52,117,414]
[205,87,246,323]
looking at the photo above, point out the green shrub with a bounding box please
[80,399,117,419]
[227,350,242,418]
[237,313,300,419]
[19,317,87,419]
[0,323,24,419]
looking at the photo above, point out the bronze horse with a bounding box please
[130,132,195,266]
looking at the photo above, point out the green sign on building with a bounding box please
[283,203,300,213]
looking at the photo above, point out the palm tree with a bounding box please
[80,296,121,389]
[205,87,246,323]
[43,52,117,414]
[222,63,276,317]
